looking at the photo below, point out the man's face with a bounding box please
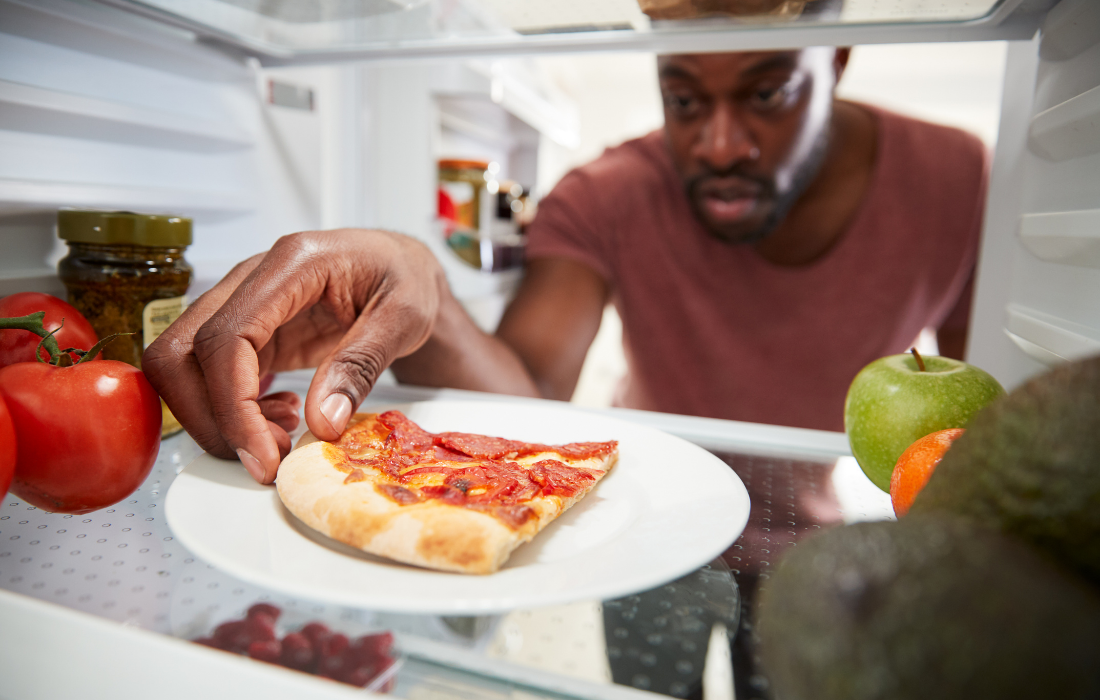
[659,49,841,243]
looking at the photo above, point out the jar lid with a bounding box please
[58,210,192,247]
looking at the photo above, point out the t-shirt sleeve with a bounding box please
[938,267,974,336]
[935,136,989,337]
[524,168,616,285]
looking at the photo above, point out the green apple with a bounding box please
[844,352,1005,492]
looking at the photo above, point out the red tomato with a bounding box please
[0,395,15,501]
[0,292,99,367]
[0,360,161,514]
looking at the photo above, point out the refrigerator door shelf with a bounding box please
[1005,304,1100,367]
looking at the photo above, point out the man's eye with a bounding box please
[664,93,700,116]
[751,85,790,110]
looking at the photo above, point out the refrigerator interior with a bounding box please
[1,0,1099,697]
[2,0,1097,393]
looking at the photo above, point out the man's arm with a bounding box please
[144,230,607,483]
[391,257,609,401]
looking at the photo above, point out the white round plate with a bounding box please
[165,400,750,614]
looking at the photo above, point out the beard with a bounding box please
[684,122,832,245]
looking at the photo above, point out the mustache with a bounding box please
[685,166,776,199]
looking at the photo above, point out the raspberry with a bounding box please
[354,632,394,659]
[321,633,350,658]
[344,665,378,687]
[300,622,331,654]
[317,633,351,679]
[279,632,314,672]
[248,639,282,664]
[212,620,251,653]
[194,612,397,694]
[243,613,276,643]
[247,602,282,621]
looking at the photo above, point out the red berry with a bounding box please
[192,637,218,649]
[356,632,394,659]
[321,632,349,658]
[212,620,250,652]
[316,633,350,678]
[279,632,314,671]
[248,640,282,664]
[344,665,378,687]
[247,603,282,621]
[300,621,331,651]
[243,614,277,643]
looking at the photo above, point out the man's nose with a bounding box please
[696,102,759,171]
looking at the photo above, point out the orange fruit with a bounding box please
[890,428,965,517]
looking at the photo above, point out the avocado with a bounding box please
[757,516,1100,700]
[910,353,1100,584]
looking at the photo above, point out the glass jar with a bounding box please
[57,210,193,438]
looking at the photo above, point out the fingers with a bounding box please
[144,256,264,461]
[149,229,444,484]
[190,239,338,482]
[258,391,301,435]
[304,296,433,440]
[305,239,442,441]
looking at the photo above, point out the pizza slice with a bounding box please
[276,410,619,574]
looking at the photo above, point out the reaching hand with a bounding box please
[143,229,445,484]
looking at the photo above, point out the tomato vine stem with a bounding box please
[0,312,63,363]
[0,311,130,365]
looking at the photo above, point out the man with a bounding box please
[144,48,985,486]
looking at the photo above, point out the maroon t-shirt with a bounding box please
[525,105,987,432]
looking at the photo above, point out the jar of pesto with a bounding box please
[57,209,192,438]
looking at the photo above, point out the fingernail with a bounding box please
[237,448,266,483]
[321,393,352,434]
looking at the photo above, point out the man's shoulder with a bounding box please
[563,130,672,191]
[870,105,987,180]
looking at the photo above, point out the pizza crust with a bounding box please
[276,414,617,575]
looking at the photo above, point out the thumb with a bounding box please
[304,295,435,441]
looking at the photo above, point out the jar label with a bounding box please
[143,296,187,350]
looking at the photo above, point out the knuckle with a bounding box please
[192,318,233,360]
[273,231,324,262]
[193,430,236,460]
[391,298,434,333]
[141,341,169,379]
[330,342,390,400]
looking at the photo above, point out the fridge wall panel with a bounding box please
[0,3,333,298]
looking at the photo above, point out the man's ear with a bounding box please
[834,47,852,84]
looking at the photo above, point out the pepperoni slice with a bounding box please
[492,504,536,529]
[379,411,435,455]
[402,465,455,478]
[433,444,475,462]
[552,441,618,460]
[437,433,533,460]
[528,459,597,498]
[344,469,368,484]
[420,484,466,505]
[376,484,422,505]
[348,454,411,481]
